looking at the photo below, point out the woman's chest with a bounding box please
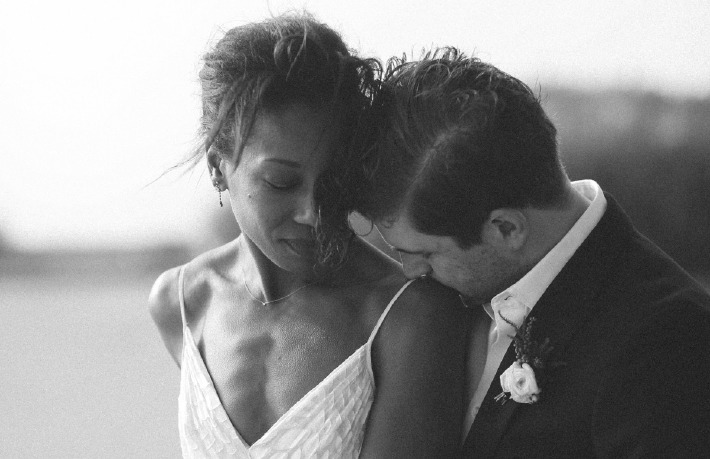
[195,305,369,442]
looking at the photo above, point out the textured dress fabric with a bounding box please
[176,267,414,458]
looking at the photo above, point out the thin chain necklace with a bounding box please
[239,237,319,306]
[242,273,319,306]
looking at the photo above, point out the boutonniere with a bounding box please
[494,314,561,405]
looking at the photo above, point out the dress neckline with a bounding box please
[177,265,415,451]
[182,323,369,449]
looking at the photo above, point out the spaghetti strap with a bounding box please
[178,265,187,328]
[366,278,417,346]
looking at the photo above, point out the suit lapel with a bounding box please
[462,195,635,456]
[463,340,520,455]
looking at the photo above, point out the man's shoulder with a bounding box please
[550,204,710,347]
[614,226,710,309]
[573,195,709,310]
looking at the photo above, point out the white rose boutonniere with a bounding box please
[499,362,540,404]
[494,315,563,405]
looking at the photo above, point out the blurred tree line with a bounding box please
[206,89,710,273]
[547,89,710,271]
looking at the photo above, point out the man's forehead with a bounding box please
[375,217,441,252]
[375,214,414,238]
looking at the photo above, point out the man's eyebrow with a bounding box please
[264,158,300,168]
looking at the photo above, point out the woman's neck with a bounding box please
[237,234,322,300]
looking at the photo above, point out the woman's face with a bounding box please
[220,104,338,273]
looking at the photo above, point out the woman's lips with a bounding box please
[283,239,316,256]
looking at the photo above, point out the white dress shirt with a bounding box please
[462,180,607,437]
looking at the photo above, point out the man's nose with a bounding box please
[400,253,432,279]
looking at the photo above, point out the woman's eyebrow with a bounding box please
[264,158,301,168]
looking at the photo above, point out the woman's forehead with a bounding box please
[239,104,339,165]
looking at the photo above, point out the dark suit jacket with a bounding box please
[461,195,710,458]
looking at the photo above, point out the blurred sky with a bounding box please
[1,0,709,251]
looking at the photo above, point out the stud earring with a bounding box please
[213,182,223,207]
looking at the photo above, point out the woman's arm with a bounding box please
[147,266,184,366]
[361,277,469,458]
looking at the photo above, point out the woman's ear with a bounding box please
[207,151,225,187]
[482,208,528,251]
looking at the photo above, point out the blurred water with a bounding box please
[0,269,181,458]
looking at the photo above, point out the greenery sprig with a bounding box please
[499,315,554,370]
[498,313,566,393]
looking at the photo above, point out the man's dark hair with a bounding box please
[355,47,568,247]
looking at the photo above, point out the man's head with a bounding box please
[356,48,571,301]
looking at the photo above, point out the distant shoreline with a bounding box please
[0,246,192,278]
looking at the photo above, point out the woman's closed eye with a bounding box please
[265,180,294,190]
[263,175,299,190]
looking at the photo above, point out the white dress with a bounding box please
[176,266,414,458]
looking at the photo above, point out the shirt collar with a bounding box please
[487,180,607,316]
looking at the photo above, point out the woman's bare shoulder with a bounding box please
[344,237,406,283]
[148,239,241,363]
[349,237,463,310]
[336,238,408,308]
[148,263,182,323]
[362,278,469,456]
[148,264,185,364]
[188,238,240,280]
[179,239,241,310]
[342,238,467,336]
[389,276,467,336]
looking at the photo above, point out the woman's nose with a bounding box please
[293,190,318,227]
[400,253,432,279]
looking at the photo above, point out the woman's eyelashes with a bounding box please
[265,180,290,190]
[263,175,299,191]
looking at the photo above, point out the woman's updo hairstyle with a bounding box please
[189,12,381,268]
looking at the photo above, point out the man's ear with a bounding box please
[482,209,528,251]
